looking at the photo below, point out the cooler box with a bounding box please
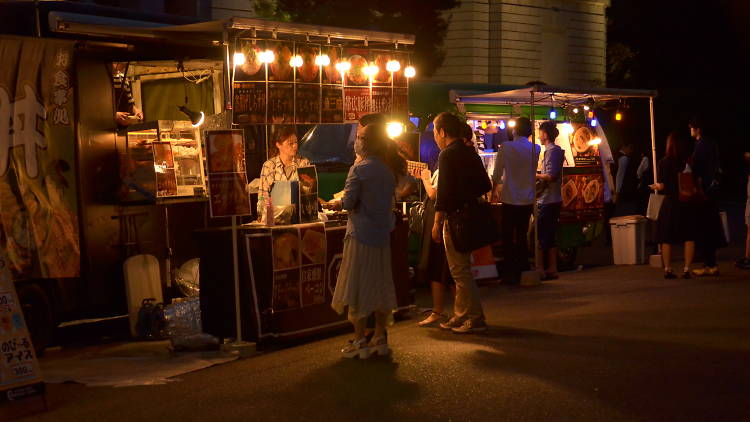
[609,215,647,265]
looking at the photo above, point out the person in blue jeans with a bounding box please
[535,121,565,280]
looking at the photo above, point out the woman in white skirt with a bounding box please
[327,123,397,359]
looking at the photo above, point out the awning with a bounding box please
[452,84,658,107]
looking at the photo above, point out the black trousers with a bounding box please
[501,204,533,283]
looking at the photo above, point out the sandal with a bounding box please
[341,337,372,359]
[368,335,390,357]
[417,312,444,327]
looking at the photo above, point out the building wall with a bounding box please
[433,0,608,87]
[211,0,256,20]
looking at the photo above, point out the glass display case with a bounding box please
[118,120,207,202]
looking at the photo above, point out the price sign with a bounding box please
[0,252,44,404]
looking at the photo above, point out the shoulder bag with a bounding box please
[678,164,706,203]
[447,198,499,253]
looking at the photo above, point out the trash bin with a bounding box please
[609,215,648,265]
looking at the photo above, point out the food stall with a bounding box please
[191,19,417,343]
[0,1,417,353]
[449,85,658,268]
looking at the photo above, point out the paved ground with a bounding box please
[22,247,750,422]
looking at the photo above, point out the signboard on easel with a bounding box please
[0,252,45,418]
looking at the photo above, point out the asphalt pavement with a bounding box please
[22,244,750,422]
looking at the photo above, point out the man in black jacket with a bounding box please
[432,112,491,334]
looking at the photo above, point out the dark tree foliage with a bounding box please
[255,0,460,77]
[606,0,750,199]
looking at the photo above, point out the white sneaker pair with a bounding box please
[341,336,390,359]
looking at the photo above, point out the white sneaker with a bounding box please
[368,336,390,357]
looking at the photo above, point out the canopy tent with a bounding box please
[450,84,659,276]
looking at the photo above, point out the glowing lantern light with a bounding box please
[314,54,330,66]
[233,52,246,66]
[335,61,351,74]
[404,66,416,78]
[258,50,275,64]
[289,55,303,67]
[386,60,401,72]
[386,122,404,139]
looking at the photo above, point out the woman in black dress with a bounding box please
[650,131,697,279]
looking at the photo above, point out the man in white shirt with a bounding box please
[491,117,541,284]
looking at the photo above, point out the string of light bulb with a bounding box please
[231,51,416,78]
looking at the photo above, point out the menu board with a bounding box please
[271,223,327,312]
[231,40,410,124]
[206,130,251,217]
[0,252,44,405]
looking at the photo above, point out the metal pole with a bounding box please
[531,92,541,274]
[223,29,232,113]
[649,96,657,183]
[231,215,242,342]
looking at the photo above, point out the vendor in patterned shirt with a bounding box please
[257,125,311,223]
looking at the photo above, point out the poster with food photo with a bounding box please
[234,40,265,81]
[295,44,321,83]
[343,49,370,86]
[233,82,266,124]
[560,168,604,223]
[568,124,601,168]
[272,227,302,311]
[206,130,251,217]
[268,41,293,82]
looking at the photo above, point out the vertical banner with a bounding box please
[0,38,79,279]
[205,130,251,217]
[0,251,44,405]
[271,222,327,312]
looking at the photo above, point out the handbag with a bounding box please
[678,171,706,203]
[447,199,499,253]
[646,193,664,220]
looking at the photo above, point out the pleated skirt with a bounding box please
[331,235,397,324]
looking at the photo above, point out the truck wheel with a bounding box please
[16,284,54,357]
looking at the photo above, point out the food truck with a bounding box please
[0,1,416,352]
[448,85,658,269]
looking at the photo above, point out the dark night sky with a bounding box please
[605,0,750,199]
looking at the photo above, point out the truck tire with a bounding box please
[16,283,54,357]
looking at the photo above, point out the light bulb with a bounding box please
[386,122,404,139]
[259,50,275,64]
[363,64,379,78]
[508,119,516,128]
[404,66,416,78]
[583,105,590,111]
[386,60,401,72]
[315,54,330,66]
[481,121,487,129]
[615,111,623,121]
[289,55,303,67]
[573,107,579,114]
[499,120,506,130]
[233,52,246,66]
[588,137,602,146]
[591,118,598,127]
[549,109,557,120]
[335,61,351,73]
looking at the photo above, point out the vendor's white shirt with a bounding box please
[492,136,540,206]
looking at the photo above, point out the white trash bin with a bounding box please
[609,215,648,265]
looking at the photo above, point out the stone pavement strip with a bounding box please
[26,262,750,422]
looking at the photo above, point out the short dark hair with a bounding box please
[539,121,559,142]
[461,123,473,142]
[434,112,464,139]
[359,113,387,127]
[269,125,297,157]
[359,123,388,158]
[514,117,532,137]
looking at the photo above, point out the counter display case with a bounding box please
[119,120,207,202]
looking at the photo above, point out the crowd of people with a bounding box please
[325,110,745,359]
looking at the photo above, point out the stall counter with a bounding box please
[196,218,412,343]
